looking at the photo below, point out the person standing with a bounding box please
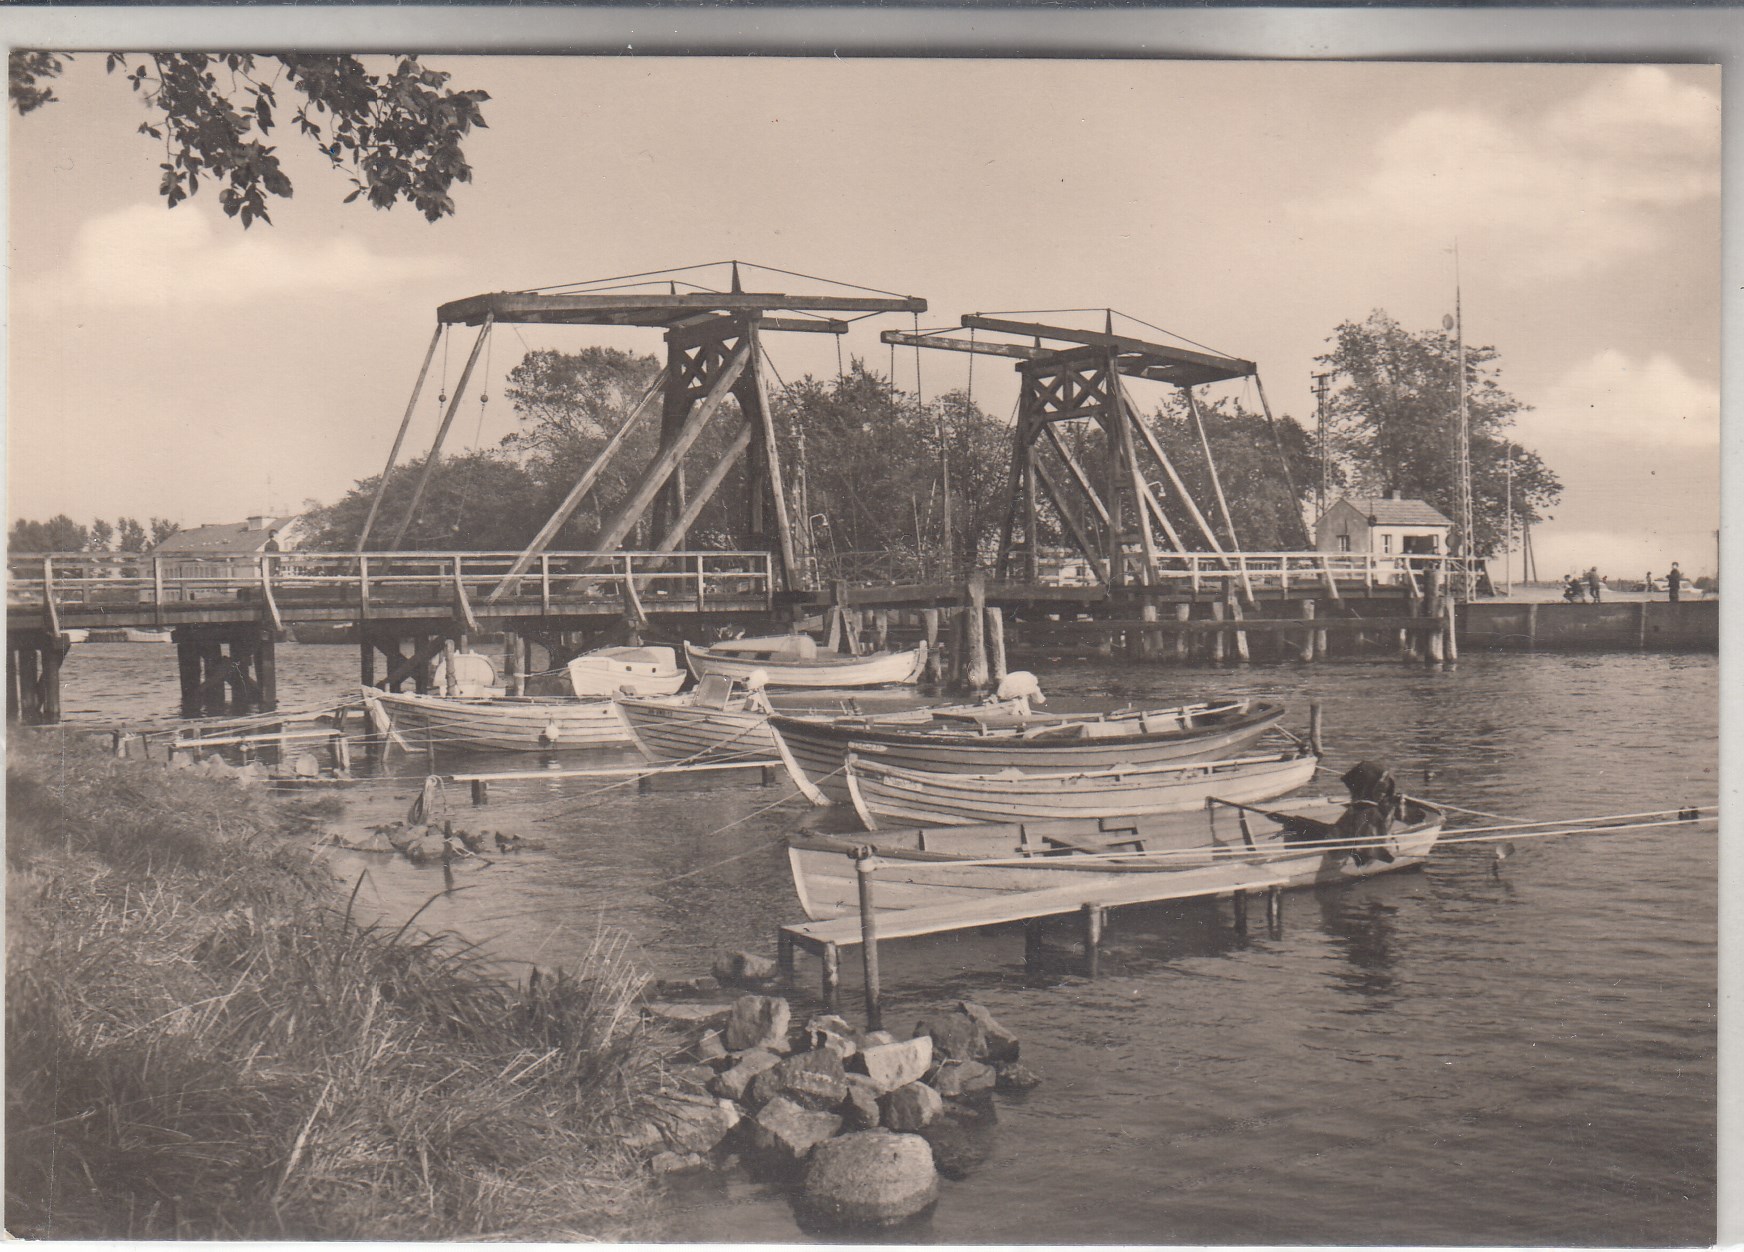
[1667,563,1684,602]
[1586,567,1602,603]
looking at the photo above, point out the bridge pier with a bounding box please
[6,630,68,725]
[173,625,276,716]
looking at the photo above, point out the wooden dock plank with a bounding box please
[781,860,1295,952]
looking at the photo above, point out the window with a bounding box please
[1337,534,1351,553]
[1381,534,1394,555]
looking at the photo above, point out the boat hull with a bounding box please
[788,799,1443,921]
[845,751,1319,827]
[770,700,1286,804]
[684,641,925,689]
[364,688,630,752]
[614,695,778,763]
[566,647,687,697]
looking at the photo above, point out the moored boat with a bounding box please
[360,687,631,753]
[787,788,1444,921]
[769,699,1287,804]
[615,677,779,764]
[684,637,925,689]
[565,645,686,697]
[844,748,1319,828]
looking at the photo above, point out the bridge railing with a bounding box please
[6,549,775,621]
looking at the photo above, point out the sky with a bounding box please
[5,56,1722,578]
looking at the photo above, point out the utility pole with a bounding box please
[1446,251,1476,601]
[1312,371,1333,522]
[1504,441,1514,595]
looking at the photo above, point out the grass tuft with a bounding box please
[6,731,675,1240]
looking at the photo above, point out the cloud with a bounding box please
[1527,349,1719,450]
[1303,67,1718,279]
[32,202,455,309]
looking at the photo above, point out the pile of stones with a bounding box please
[636,953,1041,1230]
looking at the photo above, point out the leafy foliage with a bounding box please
[9,515,90,554]
[8,52,488,226]
[1317,310,1560,556]
[300,451,546,551]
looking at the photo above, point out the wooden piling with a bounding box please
[777,930,796,980]
[986,606,1008,683]
[1227,586,1250,662]
[964,574,990,691]
[1443,595,1458,663]
[1298,600,1316,663]
[1138,600,1159,660]
[873,609,890,652]
[256,628,278,712]
[821,942,840,1008]
[1232,889,1248,933]
[1313,601,1328,660]
[359,634,377,688]
[1081,902,1104,978]
[1265,886,1283,931]
[1173,603,1190,660]
[471,779,488,805]
[1024,919,1045,974]
[503,631,523,696]
[1309,702,1324,757]
[443,638,459,696]
[922,609,943,684]
[854,850,883,1031]
[1210,600,1227,663]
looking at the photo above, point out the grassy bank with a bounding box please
[5,731,673,1240]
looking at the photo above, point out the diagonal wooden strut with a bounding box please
[484,366,670,603]
[1113,376,1226,558]
[653,420,754,553]
[359,323,443,553]
[388,316,494,550]
[1185,387,1241,552]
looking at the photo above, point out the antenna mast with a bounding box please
[1453,255,1476,600]
[1312,371,1332,520]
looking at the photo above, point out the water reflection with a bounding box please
[1314,887,1403,1007]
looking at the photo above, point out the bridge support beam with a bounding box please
[7,631,68,726]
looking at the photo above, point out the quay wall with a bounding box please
[1458,600,1717,651]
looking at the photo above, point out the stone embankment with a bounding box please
[637,951,1041,1229]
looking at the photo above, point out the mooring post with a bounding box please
[1210,599,1227,663]
[471,779,488,806]
[986,605,1008,682]
[1424,568,1445,665]
[1081,902,1105,979]
[256,627,278,712]
[1265,886,1283,933]
[761,764,777,786]
[503,630,522,696]
[1232,889,1249,933]
[1442,595,1458,663]
[854,848,884,1031]
[964,573,990,691]
[1298,600,1316,663]
[873,609,890,653]
[5,644,19,724]
[443,638,459,697]
[359,633,377,689]
[1137,599,1159,660]
[1309,701,1325,757]
[638,772,654,796]
[1173,603,1190,661]
[821,942,840,1009]
[1313,599,1328,660]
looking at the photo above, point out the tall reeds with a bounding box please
[6,732,673,1240]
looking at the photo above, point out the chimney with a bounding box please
[246,515,272,531]
[1386,489,1402,501]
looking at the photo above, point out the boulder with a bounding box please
[879,1081,943,1132]
[653,974,721,996]
[724,994,792,1052]
[859,1029,897,1048]
[644,1001,736,1030]
[798,1132,939,1229]
[804,1013,857,1058]
[912,1013,980,1063]
[405,833,448,864]
[932,1059,997,1099]
[689,1028,728,1063]
[711,1048,784,1102]
[750,1047,847,1111]
[994,1061,1043,1091]
[919,1103,996,1180]
[653,1093,742,1155]
[854,1036,932,1094]
[839,1073,883,1131]
[748,1096,842,1162]
[958,1001,1020,1063]
[712,950,780,987]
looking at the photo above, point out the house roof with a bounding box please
[1334,496,1452,527]
[151,516,298,557]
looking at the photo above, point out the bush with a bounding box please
[6,732,671,1239]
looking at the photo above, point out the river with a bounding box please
[52,642,1718,1245]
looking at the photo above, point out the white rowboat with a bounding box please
[684,639,926,689]
[566,646,686,697]
[361,688,631,753]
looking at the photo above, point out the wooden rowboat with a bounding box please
[361,687,631,753]
[769,699,1287,805]
[843,748,1319,828]
[684,638,926,689]
[615,682,779,764]
[787,794,1445,921]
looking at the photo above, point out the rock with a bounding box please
[839,1073,883,1130]
[712,950,779,987]
[653,1093,742,1155]
[623,1121,663,1151]
[750,1047,847,1111]
[724,994,792,1052]
[879,1081,943,1132]
[653,974,721,996]
[405,833,447,864]
[932,1059,997,1099]
[650,1150,710,1176]
[958,1001,1020,1063]
[644,1001,736,1029]
[913,1013,980,1063]
[854,1036,933,1094]
[748,1096,842,1162]
[711,1048,783,1102]
[919,1103,996,1180]
[690,1029,728,1063]
[670,1062,717,1090]
[804,1013,855,1050]
[859,1029,897,1048]
[798,1132,939,1229]
[994,1061,1042,1091]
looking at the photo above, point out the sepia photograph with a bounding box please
[4,26,1724,1246]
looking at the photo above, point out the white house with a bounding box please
[1314,493,1452,560]
[149,515,306,600]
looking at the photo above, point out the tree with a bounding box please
[9,52,488,226]
[87,518,115,552]
[149,518,181,547]
[9,515,90,553]
[1317,311,1560,557]
[1142,396,1317,552]
[115,518,150,553]
[301,451,547,551]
